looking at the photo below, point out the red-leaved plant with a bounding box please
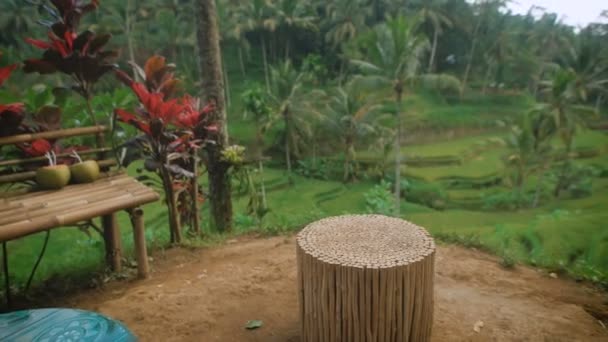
[23,0,117,126]
[114,55,216,242]
[0,53,26,138]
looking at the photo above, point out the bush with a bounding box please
[482,191,534,210]
[403,179,447,210]
[364,181,395,215]
[295,158,331,180]
[550,163,599,199]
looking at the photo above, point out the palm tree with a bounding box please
[271,0,317,60]
[416,0,453,73]
[195,0,233,232]
[527,11,573,97]
[267,61,319,182]
[323,0,369,49]
[460,0,509,96]
[232,0,277,91]
[351,15,429,215]
[538,66,604,197]
[502,110,556,207]
[323,81,378,182]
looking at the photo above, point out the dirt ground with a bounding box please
[62,235,608,341]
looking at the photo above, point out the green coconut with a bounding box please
[70,160,100,184]
[36,165,71,190]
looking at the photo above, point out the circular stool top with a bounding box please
[0,308,136,342]
[297,215,435,269]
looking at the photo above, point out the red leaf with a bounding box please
[21,139,53,157]
[0,103,25,115]
[0,64,17,86]
[115,109,150,134]
[25,38,53,50]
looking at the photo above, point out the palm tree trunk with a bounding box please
[461,8,483,98]
[428,27,439,73]
[261,36,271,92]
[285,114,293,183]
[238,45,246,77]
[196,0,233,232]
[223,60,231,109]
[125,0,140,81]
[394,91,403,216]
[533,169,545,208]
[259,160,267,209]
[482,62,492,95]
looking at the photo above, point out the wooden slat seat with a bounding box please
[0,174,159,241]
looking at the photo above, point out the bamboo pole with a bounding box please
[296,215,435,342]
[129,207,149,278]
[102,213,122,272]
[0,148,112,167]
[0,159,117,185]
[0,126,108,146]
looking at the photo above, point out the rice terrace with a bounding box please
[0,0,607,341]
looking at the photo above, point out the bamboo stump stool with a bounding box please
[296,215,436,342]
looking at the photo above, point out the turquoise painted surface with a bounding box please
[0,308,136,341]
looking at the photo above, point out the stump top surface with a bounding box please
[297,215,435,268]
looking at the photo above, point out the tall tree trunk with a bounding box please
[125,0,141,82]
[223,60,231,108]
[284,112,293,183]
[394,87,403,216]
[460,7,483,98]
[533,169,545,208]
[596,94,603,113]
[238,45,246,77]
[428,27,439,73]
[482,62,493,95]
[196,0,233,232]
[259,160,267,209]
[261,36,271,92]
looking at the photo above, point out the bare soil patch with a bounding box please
[61,236,607,341]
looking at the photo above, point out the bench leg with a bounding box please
[102,214,122,272]
[2,242,10,308]
[128,208,149,279]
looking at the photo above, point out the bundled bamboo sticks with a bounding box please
[296,215,436,342]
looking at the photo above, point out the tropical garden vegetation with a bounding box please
[0,0,607,302]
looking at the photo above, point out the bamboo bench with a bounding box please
[0,125,159,305]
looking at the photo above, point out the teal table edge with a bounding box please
[0,308,137,341]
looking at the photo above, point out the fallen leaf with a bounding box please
[550,273,558,279]
[473,320,484,333]
[245,320,263,330]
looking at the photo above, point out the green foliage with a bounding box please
[403,179,447,210]
[482,190,534,211]
[550,162,599,199]
[301,54,329,84]
[295,158,331,180]
[364,180,395,215]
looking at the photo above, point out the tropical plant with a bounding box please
[322,81,377,182]
[114,56,216,242]
[231,0,276,91]
[414,0,453,73]
[268,61,320,182]
[22,0,117,128]
[350,15,439,215]
[501,110,556,207]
